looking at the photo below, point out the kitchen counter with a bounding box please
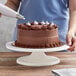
[0,52,76,76]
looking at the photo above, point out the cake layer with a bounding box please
[15,41,62,48]
[17,29,59,46]
[17,28,58,37]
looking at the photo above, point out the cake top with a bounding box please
[18,21,58,30]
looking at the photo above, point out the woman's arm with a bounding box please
[68,0,76,34]
[5,0,21,11]
[66,0,76,51]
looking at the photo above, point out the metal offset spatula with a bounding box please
[0,3,25,20]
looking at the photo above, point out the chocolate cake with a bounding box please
[15,21,62,48]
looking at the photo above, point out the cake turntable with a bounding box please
[6,41,69,67]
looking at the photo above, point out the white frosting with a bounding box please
[41,21,45,25]
[51,22,54,26]
[34,21,38,25]
[45,21,49,25]
[26,22,31,26]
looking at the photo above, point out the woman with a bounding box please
[0,0,76,51]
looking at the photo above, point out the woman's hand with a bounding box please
[66,31,76,51]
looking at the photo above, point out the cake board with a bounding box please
[6,41,69,67]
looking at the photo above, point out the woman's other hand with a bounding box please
[66,31,76,51]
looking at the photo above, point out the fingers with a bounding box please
[66,33,72,46]
[68,44,75,51]
[68,37,76,51]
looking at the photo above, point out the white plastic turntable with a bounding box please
[6,41,69,67]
